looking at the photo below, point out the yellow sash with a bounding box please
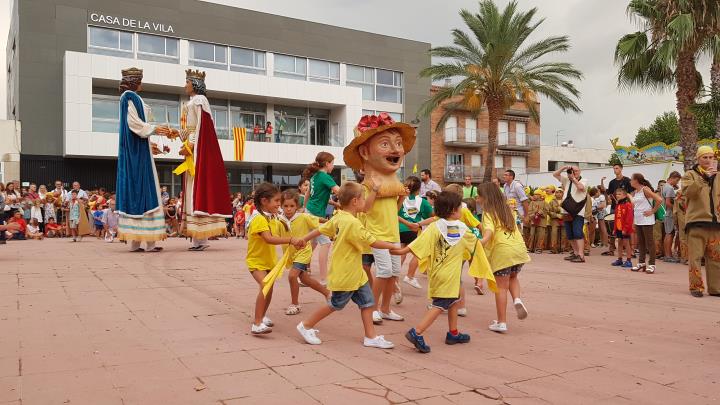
[262,246,298,297]
[173,141,195,176]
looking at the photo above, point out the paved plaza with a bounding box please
[1,238,718,404]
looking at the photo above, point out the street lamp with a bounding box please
[555,129,565,146]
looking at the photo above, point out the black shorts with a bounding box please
[493,264,524,277]
[615,230,631,240]
[399,231,417,245]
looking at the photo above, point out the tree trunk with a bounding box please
[712,57,720,139]
[483,99,501,183]
[676,48,700,170]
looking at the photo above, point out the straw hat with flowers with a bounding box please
[343,113,416,171]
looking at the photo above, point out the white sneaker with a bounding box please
[457,307,467,317]
[403,276,422,289]
[646,265,656,274]
[296,322,321,345]
[363,335,394,349]
[380,310,404,321]
[251,323,272,334]
[393,281,403,305]
[489,320,508,333]
[262,316,274,327]
[514,298,528,320]
[372,311,383,324]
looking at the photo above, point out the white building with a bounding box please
[539,144,615,172]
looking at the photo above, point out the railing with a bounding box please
[443,128,488,145]
[497,132,539,148]
[444,164,485,182]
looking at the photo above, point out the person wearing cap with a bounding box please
[168,69,232,251]
[681,146,720,297]
[115,67,172,252]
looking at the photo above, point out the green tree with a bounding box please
[418,0,582,182]
[633,110,717,147]
[615,0,720,169]
[608,153,623,166]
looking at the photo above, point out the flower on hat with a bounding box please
[356,113,395,133]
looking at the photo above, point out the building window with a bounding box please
[137,34,178,63]
[376,69,403,103]
[495,155,504,170]
[511,156,526,174]
[230,101,266,140]
[189,41,227,69]
[230,47,266,75]
[446,153,464,181]
[276,106,308,144]
[92,95,120,133]
[88,27,133,58]
[274,54,307,80]
[347,65,376,100]
[361,109,403,122]
[209,99,230,140]
[471,154,482,167]
[515,122,527,146]
[143,93,180,128]
[308,59,340,84]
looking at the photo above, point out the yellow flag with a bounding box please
[233,127,246,161]
[412,163,418,174]
[262,246,297,296]
[468,241,497,293]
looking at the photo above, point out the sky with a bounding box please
[0,0,711,148]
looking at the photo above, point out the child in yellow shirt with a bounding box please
[279,189,330,316]
[477,183,531,333]
[247,183,305,335]
[296,182,398,349]
[391,191,495,353]
[444,183,484,300]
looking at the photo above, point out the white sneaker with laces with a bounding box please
[372,311,383,324]
[363,335,394,349]
[403,276,422,289]
[646,265,656,274]
[251,323,272,334]
[262,316,274,327]
[457,307,467,317]
[381,310,404,321]
[296,322,321,345]
[514,298,528,320]
[489,320,508,333]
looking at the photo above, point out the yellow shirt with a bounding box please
[319,210,376,291]
[461,207,480,228]
[279,213,319,265]
[482,213,530,271]
[362,185,400,242]
[246,214,281,271]
[409,223,478,298]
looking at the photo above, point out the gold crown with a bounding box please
[185,69,206,81]
[121,67,143,78]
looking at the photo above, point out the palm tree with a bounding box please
[418,0,582,183]
[615,0,720,168]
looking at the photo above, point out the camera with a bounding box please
[566,168,573,175]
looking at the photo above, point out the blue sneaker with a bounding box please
[445,331,471,345]
[405,328,431,353]
[622,260,633,269]
[611,259,624,266]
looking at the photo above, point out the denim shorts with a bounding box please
[431,297,460,311]
[371,245,401,279]
[493,264,523,277]
[292,262,308,272]
[328,282,375,311]
[564,215,585,240]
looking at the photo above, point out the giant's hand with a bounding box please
[179,143,194,157]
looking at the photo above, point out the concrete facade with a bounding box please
[7,0,431,190]
[0,119,21,183]
[539,145,614,172]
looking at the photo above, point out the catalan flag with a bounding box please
[180,109,187,130]
[233,127,246,161]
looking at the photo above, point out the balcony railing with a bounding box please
[443,128,488,147]
[497,132,539,150]
[444,164,485,182]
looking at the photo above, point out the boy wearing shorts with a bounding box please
[296,182,397,349]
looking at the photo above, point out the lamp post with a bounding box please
[555,129,565,146]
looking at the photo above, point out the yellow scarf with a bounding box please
[172,140,195,176]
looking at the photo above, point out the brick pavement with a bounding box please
[1,238,718,404]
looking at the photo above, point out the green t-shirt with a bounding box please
[398,195,434,233]
[306,171,337,217]
[463,185,478,199]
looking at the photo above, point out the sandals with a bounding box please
[601,251,614,256]
[473,285,484,295]
[286,305,301,315]
[570,256,585,263]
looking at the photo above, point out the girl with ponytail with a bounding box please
[630,173,663,274]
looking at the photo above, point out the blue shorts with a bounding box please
[292,262,308,272]
[328,282,375,311]
[431,297,461,311]
[564,215,585,240]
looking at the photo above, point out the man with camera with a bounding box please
[554,165,588,263]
